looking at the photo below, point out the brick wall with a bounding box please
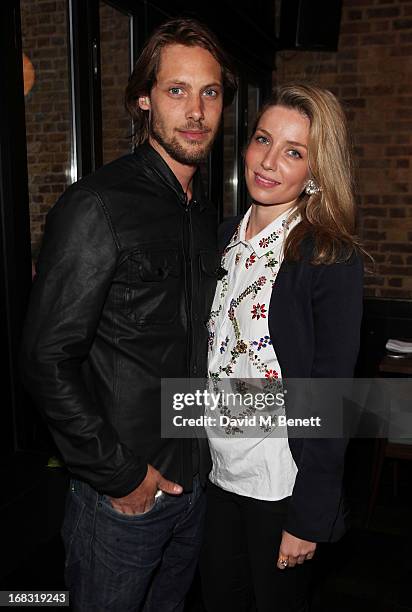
[100,3,132,165]
[21,0,71,255]
[21,0,412,297]
[275,0,412,299]
[21,0,133,254]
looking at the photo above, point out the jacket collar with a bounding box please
[135,141,208,211]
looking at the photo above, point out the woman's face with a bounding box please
[245,105,311,209]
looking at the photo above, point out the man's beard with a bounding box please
[150,114,216,165]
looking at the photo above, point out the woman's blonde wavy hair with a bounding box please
[251,83,362,264]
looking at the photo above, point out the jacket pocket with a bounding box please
[125,248,182,325]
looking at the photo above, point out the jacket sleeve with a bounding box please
[283,253,364,542]
[20,186,148,496]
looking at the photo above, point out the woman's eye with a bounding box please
[287,149,302,159]
[204,89,218,97]
[169,87,183,95]
[256,135,270,145]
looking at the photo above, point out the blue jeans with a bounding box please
[61,476,206,611]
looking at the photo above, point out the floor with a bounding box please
[1,443,411,611]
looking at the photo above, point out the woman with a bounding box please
[200,84,364,611]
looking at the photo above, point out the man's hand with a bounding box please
[277,530,316,569]
[107,464,183,515]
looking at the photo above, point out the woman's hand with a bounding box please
[277,529,316,569]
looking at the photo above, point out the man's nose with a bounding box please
[186,94,205,122]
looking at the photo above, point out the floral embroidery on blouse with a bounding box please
[210,304,222,319]
[207,208,301,435]
[248,348,277,379]
[228,277,267,315]
[258,214,298,250]
[264,251,278,270]
[234,340,248,355]
[235,380,249,394]
[220,336,229,354]
[259,236,270,248]
[251,335,272,351]
[245,253,257,269]
[220,274,228,299]
[251,302,267,320]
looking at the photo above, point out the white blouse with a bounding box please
[206,206,299,500]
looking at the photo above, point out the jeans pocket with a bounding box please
[94,491,168,574]
[99,491,163,522]
[61,487,87,568]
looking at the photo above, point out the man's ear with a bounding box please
[138,96,151,110]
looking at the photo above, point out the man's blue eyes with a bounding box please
[168,88,218,96]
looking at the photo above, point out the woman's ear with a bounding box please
[138,96,151,110]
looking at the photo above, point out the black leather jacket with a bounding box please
[20,143,219,496]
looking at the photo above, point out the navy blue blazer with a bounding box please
[219,217,364,543]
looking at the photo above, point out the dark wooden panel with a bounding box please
[279,0,343,51]
[70,0,103,175]
[356,298,412,377]
[108,0,277,76]
[0,0,33,458]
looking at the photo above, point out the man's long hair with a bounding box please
[125,18,237,146]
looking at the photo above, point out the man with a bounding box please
[21,18,236,611]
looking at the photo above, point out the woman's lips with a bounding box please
[254,172,280,188]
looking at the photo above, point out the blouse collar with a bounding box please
[227,206,299,257]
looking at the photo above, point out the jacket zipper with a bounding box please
[181,193,194,486]
[182,194,193,376]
